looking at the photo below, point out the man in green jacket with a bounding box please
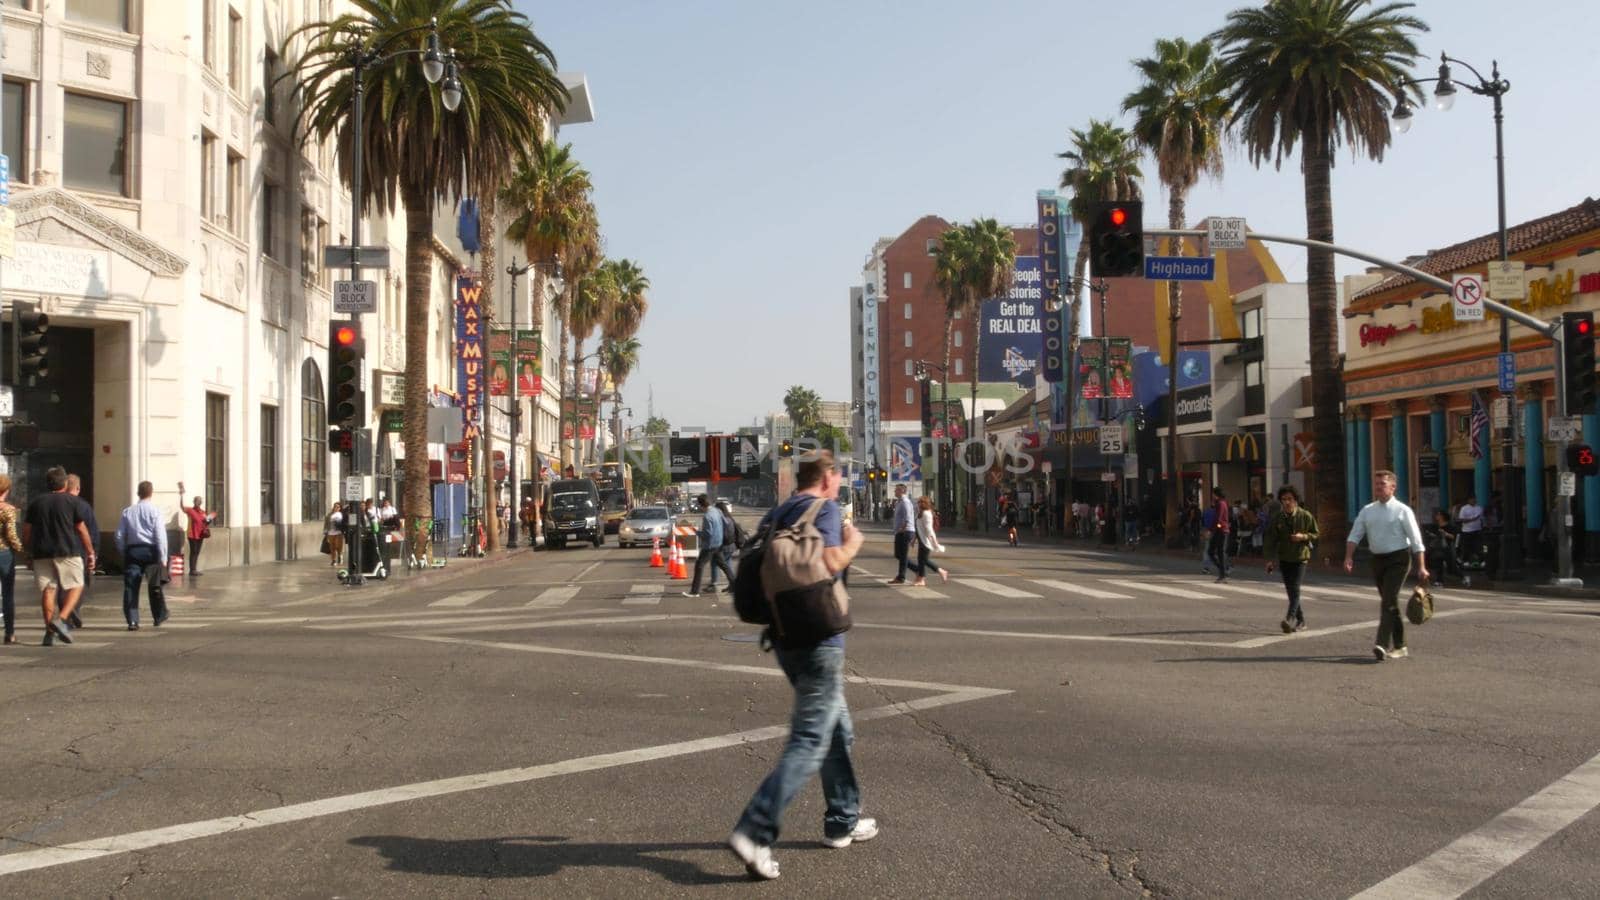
[1263,485,1320,633]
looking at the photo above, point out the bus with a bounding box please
[587,461,633,533]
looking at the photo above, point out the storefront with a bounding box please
[1342,198,1600,562]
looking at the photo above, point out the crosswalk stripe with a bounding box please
[902,586,946,599]
[1103,579,1222,600]
[1173,579,1284,600]
[954,578,1041,599]
[629,584,664,594]
[527,586,580,608]
[1298,584,1380,601]
[428,590,498,608]
[621,595,662,606]
[0,657,41,666]
[1030,580,1132,600]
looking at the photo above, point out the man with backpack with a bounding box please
[728,450,872,881]
[684,495,736,597]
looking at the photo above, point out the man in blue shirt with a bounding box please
[886,483,915,584]
[728,450,873,881]
[684,494,735,597]
[114,481,170,630]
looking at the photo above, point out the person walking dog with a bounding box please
[1344,470,1428,661]
[1263,486,1319,634]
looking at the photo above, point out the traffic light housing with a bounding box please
[866,468,877,483]
[328,320,366,427]
[1568,443,1599,477]
[9,300,50,386]
[1560,311,1597,417]
[780,439,794,457]
[329,427,355,454]
[1087,200,1144,278]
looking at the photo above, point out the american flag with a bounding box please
[1469,392,1488,460]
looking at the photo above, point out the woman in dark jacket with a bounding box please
[1263,486,1320,634]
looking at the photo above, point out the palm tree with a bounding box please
[602,335,641,459]
[783,385,822,431]
[960,219,1017,525]
[290,0,567,538]
[1123,36,1230,541]
[1212,0,1427,543]
[932,226,973,517]
[603,258,650,342]
[569,258,617,465]
[1057,119,1143,506]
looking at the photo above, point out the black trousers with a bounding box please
[1371,549,1411,651]
[893,531,912,579]
[1208,531,1230,576]
[1279,560,1305,622]
[691,546,735,593]
[187,537,205,574]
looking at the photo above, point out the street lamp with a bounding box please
[1393,53,1520,575]
[913,359,956,525]
[341,16,459,584]
[503,257,533,548]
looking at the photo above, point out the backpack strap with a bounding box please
[797,495,827,527]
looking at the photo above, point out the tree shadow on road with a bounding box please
[1155,654,1377,666]
[349,834,750,885]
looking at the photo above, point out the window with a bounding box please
[66,0,127,31]
[1245,360,1262,387]
[200,133,217,221]
[903,272,912,289]
[905,387,914,405]
[904,331,912,348]
[2,81,25,183]
[226,150,243,234]
[203,1,216,70]
[228,8,243,93]
[904,359,913,377]
[954,330,963,348]
[63,93,129,196]
[954,358,964,376]
[926,238,938,255]
[206,393,228,523]
[260,405,278,524]
[300,207,322,285]
[302,359,326,521]
[954,308,963,320]
[903,302,912,320]
[1241,307,1262,340]
[261,181,281,260]
[262,47,279,127]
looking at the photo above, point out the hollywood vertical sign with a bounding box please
[456,276,485,441]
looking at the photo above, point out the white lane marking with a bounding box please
[0,657,40,666]
[621,594,662,606]
[1031,580,1133,600]
[575,560,604,581]
[246,604,609,626]
[1231,609,1476,648]
[431,613,676,635]
[427,590,498,608]
[0,642,1008,878]
[275,591,390,608]
[629,584,664,594]
[1297,583,1382,601]
[848,622,1236,648]
[526,586,580,608]
[901,585,947,600]
[850,565,879,578]
[955,578,1042,599]
[1104,579,1222,600]
[1173,578,1285,600]
[1352,748,1600,900]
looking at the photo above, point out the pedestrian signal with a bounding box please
[1568,443,1599,477]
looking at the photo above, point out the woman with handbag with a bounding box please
[322,502,346,567]
[910,496,948,586]
[177,483,214,576]
[1263,485,1319,633]
[0,474,22,644]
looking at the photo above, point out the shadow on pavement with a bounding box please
[349,834,749,885]
[1155,655,1377,666]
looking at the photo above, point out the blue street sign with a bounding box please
[1498,352,1516,393]
[0,153,9,206]
[1143,256,1216,281]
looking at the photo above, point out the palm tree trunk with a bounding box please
[969,313,981,529]
[1304,127,1348,549]
[400,183,435,553]
[557,296,570,472]
[479,194,501,553]
[529,265,548,542]
[1165,188,1186,545]
[572,335,584,468]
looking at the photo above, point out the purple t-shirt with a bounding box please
[761,494,845,647]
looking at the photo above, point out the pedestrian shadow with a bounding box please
[1155,654,1376,666]
[348,835,748,884]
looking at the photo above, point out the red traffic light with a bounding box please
[1109,207,1128,227]
[1579,319,1593,336]
[335,325,358,346]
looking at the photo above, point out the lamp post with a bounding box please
[913,359,956,526]
[1060,275,1111,537]
[340,17,460,585]
[503,258,533,548]
[1393,53,1520,576]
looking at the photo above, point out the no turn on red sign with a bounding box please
[1452,273,1486,321]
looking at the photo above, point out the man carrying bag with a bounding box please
[727,450,874,880]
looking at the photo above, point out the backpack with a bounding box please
[734,497,851,646]
[723,509,748,549]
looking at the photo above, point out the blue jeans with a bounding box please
[0,548,14,637]
[122,545,165,626]
[734,643,861,846]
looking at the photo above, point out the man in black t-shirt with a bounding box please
[21,467,96,645]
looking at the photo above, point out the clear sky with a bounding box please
[515,0,1600,434]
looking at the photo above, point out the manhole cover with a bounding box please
[722,632,761,643]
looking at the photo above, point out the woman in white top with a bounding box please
[323,502,345,566]
[910,496,948,586]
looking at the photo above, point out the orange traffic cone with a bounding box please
[648,536,665,568]
[670,541,688,580]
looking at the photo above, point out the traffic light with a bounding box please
[329,427,355,454]
[9,300,50,386]
[328,320,366,427]
[1087,200,1144,278]
[866,468,878,483]
[780,439,794,457]
[1560,311,1597,417]
[1568,443,1599,477]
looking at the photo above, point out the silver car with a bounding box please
[618,505,674,548]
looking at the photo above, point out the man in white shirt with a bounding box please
[886,484,916,584]
[1455,494,1484,565]
[1344,470,1429,661]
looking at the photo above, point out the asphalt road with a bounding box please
[2,515,1598,898]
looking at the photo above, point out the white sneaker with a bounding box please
[1387,647,1410,659]
[728,830,779,880]
[1373,645,1387,662]
[822,817,879,849]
